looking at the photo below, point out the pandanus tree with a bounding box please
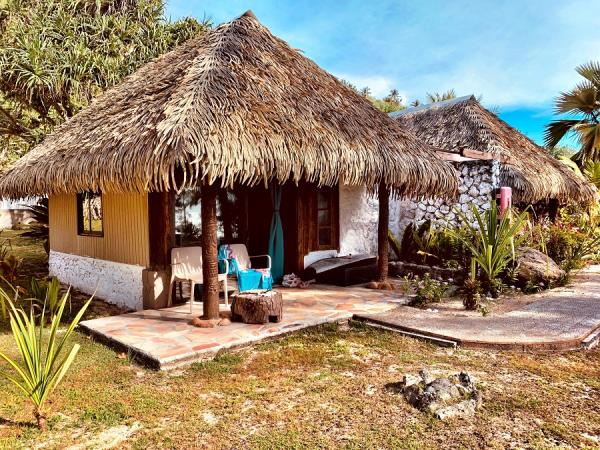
[545,61,600,166]
[0,0,207,166]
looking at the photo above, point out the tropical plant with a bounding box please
[426,89,456,103]
[29,277,65,318]
[0,0,208,165]
[21,198,49,253]
[411,221,439,264]
[544,61,600,165]
[0,283,91,430]
[460,258,481,310]
[448,201,530,297]
[412,273,447,306]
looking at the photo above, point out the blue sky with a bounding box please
[166,0,600,147]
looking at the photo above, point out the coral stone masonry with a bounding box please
[397,160,500,235]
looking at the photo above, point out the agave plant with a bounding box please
[448,201,529,297]
[0,283,91,430]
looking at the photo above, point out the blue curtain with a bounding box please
[268,184,284,282]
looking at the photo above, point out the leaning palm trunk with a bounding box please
[201,182,220,320]
[377,182,390,282]
[0,283,91,430]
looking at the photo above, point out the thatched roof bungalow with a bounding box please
[389,95,595,236]
[392,95,595,205]
[0,12,457,314]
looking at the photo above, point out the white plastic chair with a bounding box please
[170,246,229,314]
[223,244,272,290]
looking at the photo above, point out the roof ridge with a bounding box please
[390,95,475,117]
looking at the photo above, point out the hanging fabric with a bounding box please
[268,183,284,283]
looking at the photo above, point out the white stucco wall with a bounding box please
[303,185,399,268]
[49,251,144,310]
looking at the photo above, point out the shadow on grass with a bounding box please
[0,416,37,429]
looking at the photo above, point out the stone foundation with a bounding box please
[49,251,144,310]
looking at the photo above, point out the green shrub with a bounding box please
[400,221,470,267]
[413,273,447,307]
[530,211,600,273]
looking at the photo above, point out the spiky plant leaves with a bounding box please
[0,281,91,430]
[447,201,529,295]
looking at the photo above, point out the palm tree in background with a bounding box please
[426,89,456,103]
[544,61,600,166]
[0,0,207,165]
[359,87,372,98]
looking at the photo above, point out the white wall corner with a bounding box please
[338,184,389,257]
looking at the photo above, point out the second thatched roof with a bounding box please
[392,96,596,204]
[0,11,457,200]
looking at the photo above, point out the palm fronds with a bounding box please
[545,61,600,166]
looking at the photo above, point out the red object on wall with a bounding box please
[498,187,512,215]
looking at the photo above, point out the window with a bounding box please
[174,187,248,246]
[316,188,337,249]
[77,192,103,236]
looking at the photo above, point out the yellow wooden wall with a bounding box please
[48,193,150,267]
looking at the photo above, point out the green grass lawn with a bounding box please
[0,234,599,449]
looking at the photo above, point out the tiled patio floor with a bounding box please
[80,284,407,369]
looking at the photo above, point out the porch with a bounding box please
[80,284,407,369]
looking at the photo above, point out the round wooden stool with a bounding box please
[230,290,283,324]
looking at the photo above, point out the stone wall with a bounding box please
[396,160,500,238]
[49,250,144,310]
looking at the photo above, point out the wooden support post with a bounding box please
[148,191,175,270]
[377,181,389,282]
[145,192,175,309]
[548,198,559,223]
[201,181,220,320]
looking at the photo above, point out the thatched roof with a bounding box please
[392,96,596,204]
[0,11,457,200]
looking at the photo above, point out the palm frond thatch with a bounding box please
[0,11,457,200]
[392,96,597,204]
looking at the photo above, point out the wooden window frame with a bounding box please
[77,192,104,237]
[315,187,339,251]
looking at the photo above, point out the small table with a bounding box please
[230,290,283,324]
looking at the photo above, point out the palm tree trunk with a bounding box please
[377,181,389,282]
[34,407,46,430]
[201,181,220,320]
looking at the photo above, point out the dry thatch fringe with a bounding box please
[0,11,457,200]
[394,96,597,204]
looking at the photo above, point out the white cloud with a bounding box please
[168,0,600,110]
